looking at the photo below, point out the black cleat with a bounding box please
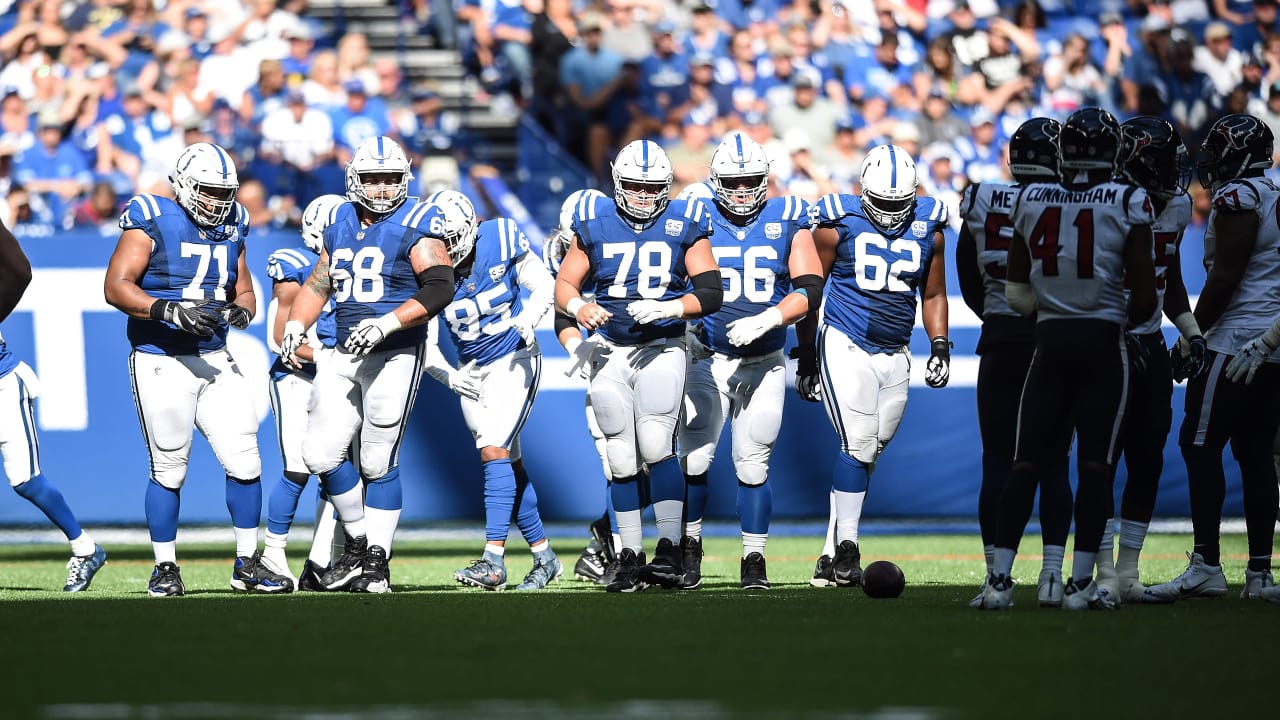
[833,540,863,587]
[230,551,293,593]
[298,559,328,591]
[643,538,684,589]
[678,536,704,589]
[148,561,185,597]
[320,533,368,591]
[605,549,650,593]
[573,547,606,582]
[810,554,835,587]
[349,545,391,593]
[741,552,770,590]
[589,513,615,565]
[599,554,621,586]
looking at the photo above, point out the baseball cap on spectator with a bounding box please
[284,23,312,41]
[1099,11,1123,26]
[286,86,306,104]
[578,13,604,33]
[683,109,713,127]
[740,109,766,127]
[122,81,144,97]
[1140,14,1170,33]
[1,85,21,100]
[1204,22,1232,43]
[784,128,812,154]
[37,108,62,129]
[951,0,972,13]
[651,19,676,35]
[412,87,439,102]
[970,107,995,127]
[691,2,713,13]
[690,51,715,68]
[836,115,856,132]
[793,67,822,89]
[343,79,367,95]
[926,88,950,104]
[1169,27,1192,45]
[155,30,191,55]
[185,7,207,20]
[891,123,920,144]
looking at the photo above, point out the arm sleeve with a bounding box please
[421,318,457,386]
[512,250,555,328]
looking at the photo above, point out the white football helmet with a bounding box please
[428,189,479,266]
[676,181,714,203]
[611,140,673,221]
[859,143,918,231]
[346,136,412,215]
[550,188,606,259]
[709,131,769,217]
[300,194,346,254]
[170,142,239,226]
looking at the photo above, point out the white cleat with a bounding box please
[1117,571,1149,605]
[1062,578,1117,610]
[978,574,1014,610]
[259,548,299,590]
[1240,569,1276,600]
[968,575,988,608]
[1144,552,1228,603]
[1257,584,1280,604]
[1037,569,1063,608]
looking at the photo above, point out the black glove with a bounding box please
[789,344,821,402]
[222,304,252,330]
[925,336,952,388]
[1125,332,1150,372]
[1171,335,1209,383]
[150,299,219,339]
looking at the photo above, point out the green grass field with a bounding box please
[3,531,1277,720]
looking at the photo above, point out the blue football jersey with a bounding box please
[0,333,18,380]
[699,196,810,357]
[813,193,948,353]
[441,218,532,366]
[267,246,338,379]
[572,196,712,344]
[322,198,434,352]
[118,194,249,355]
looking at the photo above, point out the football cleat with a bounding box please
[349,545,391,593]
[1144,552,1228,602]
[978,573,1014,610]
[679,536,704,589]
[740,552,770,590]
[298,559,329,591]
[320,533,369,591]
[599,555,621,587]
[968,575,988,608]
[573,547,606,582]
[259,548,298,590]
[454,555,507,591]
[810,554,835,587]
[589,514,615,565]
[1037,569,1064,607]
[515,550,564,591]
[63,544,107,593]
[605,548,649,593]
[1240,569,1276,600]
[1257,583,1280,603]
[1118,570,1149,604]
[230,551,293,593]
[148,561,185,597]
[642,538,684,589]
[1062,577,1117,610]
[833,540,863,587]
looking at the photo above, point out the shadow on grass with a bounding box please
[0,543,485,563]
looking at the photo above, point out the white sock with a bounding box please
[1072,551,1096,584]
[616,510,643,552]
[153,540,177,565]
[1117,519,1148,575]
[1097,519,1116,576]
[484,542,506,559]
[365,506,401,554]
[69,532,95,557]
[311,498,338,566]
[833,489,865,544]
[329,484,366,539]
[821,491,837,557]
[983,544,995,576]
[653,499,683,544]
[265,531,288,551]
[685,517,702,540]
[1042,544,1065,576]
[233,526,258,558]
[743,532,767,558]
[993,547,1016,577]
[529,539,549,555]
[611,532,622,555]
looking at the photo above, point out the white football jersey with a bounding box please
[1011,180,1155,325]
[1128,192,1192,336]
[1203,176,1280,357]
[960,182,1022,318]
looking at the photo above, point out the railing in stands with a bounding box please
[515,115,599,232]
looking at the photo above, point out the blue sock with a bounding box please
[483,458,516,543]
[684,472,709,526]
[267,475,307,535]
[638,468,652,508]
[606,486,618,534]
[512,464,546,546]
[14,474,84,541]
[145,479,180,543]
[611,473,643,512]
[319,459,360,496]
[833,452,870,493]
[737,481,773,535]
[648,457,684,503]
[225,475,262,531]
[365,466,402,510]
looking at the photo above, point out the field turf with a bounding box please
[2,531,1276,719]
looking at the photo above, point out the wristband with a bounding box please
[566,297,587,317]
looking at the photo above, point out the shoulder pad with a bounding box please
[267,248,312,283]
[811,193,857,226]
[1213,180,1262,212]
[919,196,948,226]
[119,194,164,231]
[1124,186,1157,224]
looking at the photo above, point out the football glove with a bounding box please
[726,307,783,347]
[280,320,308,371]
[627,299,684,324]
[446,370,481,401]
[221,304,252,330]
[150,299,219,339]
[789,344,821,402]
[1170,335,1208,383]
[345,313,402,356]
[1125,332,1150,373]
[1224,334,1276,385]
[563,336,600,379]
[925,336,951,388]
[511,316,537,348]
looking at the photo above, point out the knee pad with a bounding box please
[220,443,262,483]
[847,432,880,465]
[359,448,392,481]
[637,414,678,465]
[605,438,641,480]
[303,435,345,476]
[365,390,406,430]
[735,458,768,487]
[680,446,713,477]
[589,388,629,438]
[151,459,189,490]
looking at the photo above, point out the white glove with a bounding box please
[1224,334,1277,385]
[447,370,481,401]
[280,320,308,371]
[345,313,402,356]
[512,316,537,348]
[563,336,599,379]
[726,307,782,347]
[627,299,684,324]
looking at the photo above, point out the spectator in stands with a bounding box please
[198,28,257,109]
[0,22,51,100]
[1043,33,1107,114]
[102,0,166,81]
[1232,0,1278,58]
[235,177,290,233]
[768,67,842,153]
[242,58,288,130]
[72,179,120,234]
[163,56,214,133]
[1157,30,1217,150]
[873,0,924,68]
[15,109,92,219]
[332,79,392,166]
[914,89,967,147]
[182,7,215,61]
[208,98,257,168]
[824,116,860,193]
[891,122,921,161]
[1259,81,1280,140]
[4,183,57,233]
[558,12,624,177]
[600,1,653,63]
[302,50,346,111]
[779,128,835,201]
[258,86,339,206]
[490,0,534,100]
[914,36,969,106]
[850,93,895,150]
[64,0,124,35]
[530,0,578,133]
[946,1,989,70]
[1194,22,1244,97]
[56,30,128,87]
[683,3,727,58]
[966,16,1038,106]
[0,87,35,156]
[739,108,789,180]
[403,88,462,195]
[280,23,316,85]
[675,51,732,120]
[372,58,411,133]
[718,29,761,115]
[1120,14,1175,115]
[336,33,378,95]
[848,32,915,106]
[666,111,716,186]
[632,20,690,139]
[954,107,1005,184]
[1239,51,1267,105]
[238,0,296,61]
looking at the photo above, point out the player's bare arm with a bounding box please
[272,280,314,364]
[921,232,949,341]
[1162,231,1201,339]
[395,233,455,328]
[229,250,255,319]
[0,218,32,323]
[1122,224,1157,328]
[955,224,985,319]
[289,247,332,331]
[1004,228,1035,316]
[676,236,723,319]
[779,229,823,324]
[556,237,611,330]
[1194,209,1259,332]
[104,228,162,318]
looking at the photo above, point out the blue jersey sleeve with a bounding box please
[119,194,165,236]
[811,193,858,227]
[267,248,313,285]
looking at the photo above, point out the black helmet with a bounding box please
[1058,107,1123,173]
[1120,116,1190,199]
[1008,117,1061,183]
[1197,113,1274,189]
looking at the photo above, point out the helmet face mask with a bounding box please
[859,144,918,231]
[709,131,770,218]
[1008,117,1061,184]
[427,189,479,267]
[1196,113,1274,190]
[346,136,412,215]
[611,140,673,222]
[1120,116,1190,200]
[300,193,346,254]
[170,142,239,227]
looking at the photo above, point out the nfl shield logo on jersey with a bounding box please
[911,220,928,238]
[765,223,782,239]
[488,264,505,283]
[665,219,684,236]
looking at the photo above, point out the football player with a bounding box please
[260,194,346,591]
[980,108,1157,611]
[555,139,722,593]
[1097,117,1202,604]
[798,143,952,590]
[282,136,457,593]
[955,118,1074,607]
[105,142,290,596]
[0,219,107,592]
[1147,114,1280,603]
[414,191,562,591]
[677,132,823,590]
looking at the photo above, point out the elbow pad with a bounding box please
[413,265,456,316]
[791,274,824,313]
[689,270,723,317]
[1005,281,1037,317]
